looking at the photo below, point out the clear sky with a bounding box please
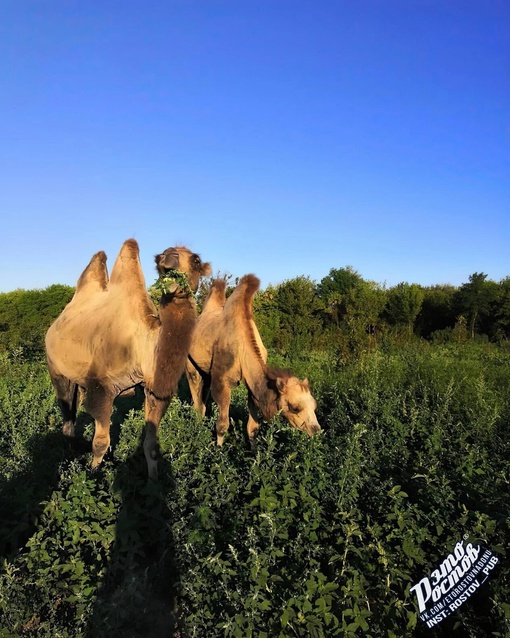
[1,0,508,292]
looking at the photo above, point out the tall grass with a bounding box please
[0,343,509,637]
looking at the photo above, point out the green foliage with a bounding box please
[316,266,366,302]
[148,269,195,305]
[493,276,510,340]
[253,285,281,350]
[271,276,323,355]
[0,285,74,361]
[456,273,500,339]
[316,266,368,328]
[417,284,457,338]
[385,282,425,335]
[0,343,509,636]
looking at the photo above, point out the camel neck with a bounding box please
[151,295,197,400]
[159,294,195,317]
[250,371,279,422]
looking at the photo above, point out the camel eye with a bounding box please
[288,404,301,414]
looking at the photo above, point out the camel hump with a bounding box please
[223,274,260,321]
[202,279,227,314]
[237,274,260,315]
[75,250,108,294]
[109,238,145,287]
[240,274,260,299]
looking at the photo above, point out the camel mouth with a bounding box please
[305,422,321,436]
[149,269,195,302]
[156,249,180,273]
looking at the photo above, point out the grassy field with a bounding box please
[0,341,509,637]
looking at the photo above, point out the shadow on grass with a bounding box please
[0,401,97,562]
[84,443,181,637]
[0,386,142,562]
[83,388,182,638]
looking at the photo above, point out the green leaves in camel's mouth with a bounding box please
[149,269,194,304]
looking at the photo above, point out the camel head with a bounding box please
[154,246,212,296]
[269,371,321,437]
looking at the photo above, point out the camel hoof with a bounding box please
[91,457,103,470]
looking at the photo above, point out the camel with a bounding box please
[45,238,211,480]
[186,274,321,445]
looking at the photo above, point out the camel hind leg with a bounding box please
[48,371,79,437]
[210,376,233,446]
[82,384,114,469]
[185,358,210,417]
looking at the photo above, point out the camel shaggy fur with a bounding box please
[45,238,211,479]
[186,274,321,445]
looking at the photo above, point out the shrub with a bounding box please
[0,344,509,637]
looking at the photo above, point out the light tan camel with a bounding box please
[45,238,211,479]
[186,274,321,445]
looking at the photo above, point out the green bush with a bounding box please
[0,343,509,637]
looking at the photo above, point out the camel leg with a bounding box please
[185,359,207,417]
[83,385,114,469]
[143,389,170,481]
[49,372,79,437]
[247,392,261,448]
[210,377,232,446]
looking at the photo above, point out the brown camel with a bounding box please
[186,274,321,445]
[45,238,211,479]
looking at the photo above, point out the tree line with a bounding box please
[1,269,509,362]
[231,268,510,359]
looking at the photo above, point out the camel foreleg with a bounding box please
[49,372,80,437]
[247,392,261,448]
[143,389,170,481]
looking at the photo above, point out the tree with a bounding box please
[253,285,280,349]
[316,266,366,327]
[0,285,74,359]
[493,277,510,340]
[273,276,322,355]
[385,283,425,336]
[417,285,457,338]
[344,281,387,352]
[456,273,499,339]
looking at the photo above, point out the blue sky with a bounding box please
[1,1,508,292]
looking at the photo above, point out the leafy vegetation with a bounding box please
[2,269,510,362]
[0,272,509,636]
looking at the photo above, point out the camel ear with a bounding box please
[302,378,310,389]
[275,377,287,393]
[201,262,212,276]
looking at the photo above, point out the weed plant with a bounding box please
[0,343,509,637]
